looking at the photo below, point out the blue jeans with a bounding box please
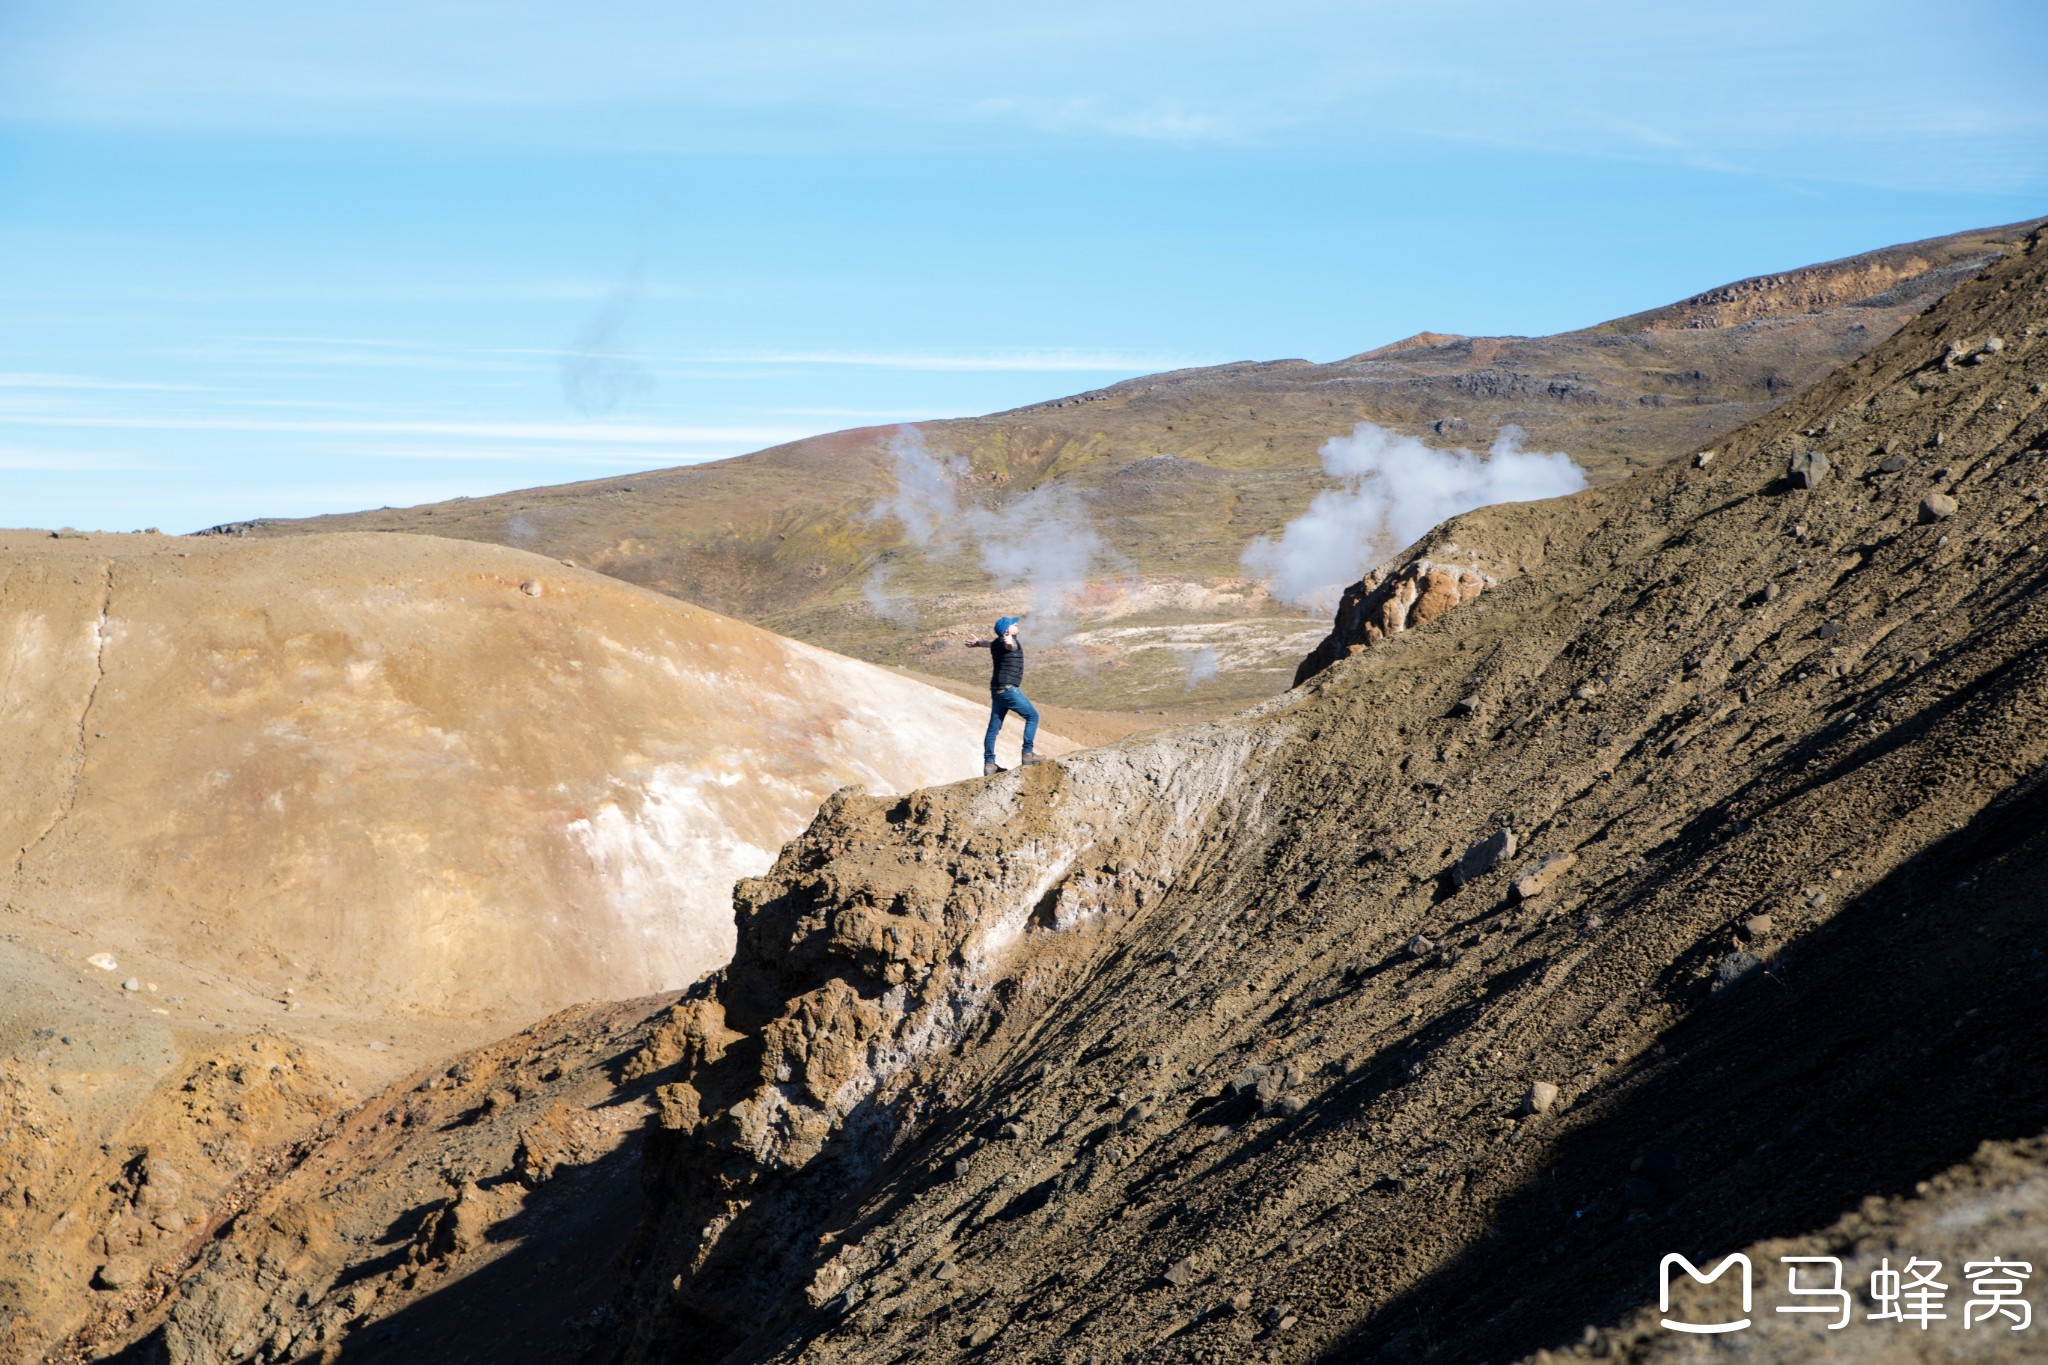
[983,686,1039,764]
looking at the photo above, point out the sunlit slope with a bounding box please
[0,530,1045,1017]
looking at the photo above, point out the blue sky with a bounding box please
[2,1,2043,533]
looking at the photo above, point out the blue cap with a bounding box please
[994,617,1019,636]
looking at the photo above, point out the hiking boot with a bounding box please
[1020,751,1046,766]
[983,760,1006,776]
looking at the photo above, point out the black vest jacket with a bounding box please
[989,638,1024,692]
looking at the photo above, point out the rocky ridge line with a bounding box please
[619,727,1276,1356]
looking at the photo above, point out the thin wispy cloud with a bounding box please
[319,443,694,466]
[179,342,539,374]
[196,337,1197,375]
[0,446,165,472]
[755,405,967,419]
[693,349,1206,373]
[968,95,1273,144]
[5,280,698,307]
[0,373,210,392]
[0,414,809,443]
[213,398,391,410]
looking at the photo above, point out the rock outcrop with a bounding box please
[1292,556,1493,684]
[621,727,1272,1357]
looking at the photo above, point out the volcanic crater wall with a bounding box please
[619,723,1279,1356]
[612,227,2048,1364]
[0,532,1035,1019]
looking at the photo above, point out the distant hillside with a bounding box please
[241,219,2041,715]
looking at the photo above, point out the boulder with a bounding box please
[1919,492,1958,523]
[1294,558,1495,684]
[1452,829,1517,887]
[1510,852,1577,902]
[95,1256,147,1291]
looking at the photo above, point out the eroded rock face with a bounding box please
[622,730,1272,1357]
[1294,557,1494,684]
[126,997,671,1365]
[0,1037,348,1362]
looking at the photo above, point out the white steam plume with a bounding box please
[975,480,1116,627]
[863,426,1120,630]
[866,426,967,551]
[1178,645,1220,688]
[1243,422,1585,612]
[861,563,918,623]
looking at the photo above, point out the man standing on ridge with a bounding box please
[965,614,1042,775]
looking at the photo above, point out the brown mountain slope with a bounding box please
[0,530,1071,1360]
[240,220,2043,717]
[113,227,2048,1363]
[0,530,1052,1021]
[1585,226,2016,333]
[47,993,679,1365]
[593,226,2048,1361]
